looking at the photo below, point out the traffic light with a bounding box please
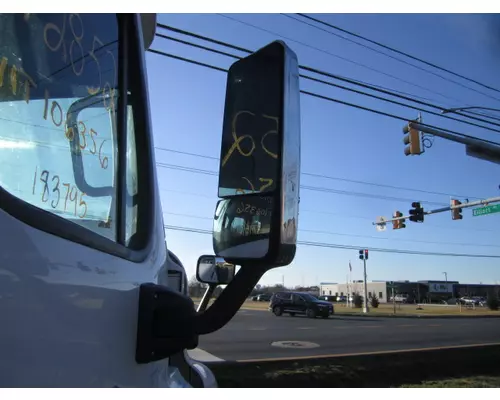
[359,249,364,260]
[392,211,406,229]
[451,199,463,220]
[402,121,422,156]
[364,249,369,260]
[409,202,424,222]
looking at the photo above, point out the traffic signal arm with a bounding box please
[372,196,500,227]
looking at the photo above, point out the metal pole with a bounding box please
[197,284,216,313]
[392,286,396,314]
[363,258,369,313]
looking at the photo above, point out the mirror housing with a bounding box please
[196,255,235,286]
[213,40,301,269]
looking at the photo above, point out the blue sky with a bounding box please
[145,13,500,287]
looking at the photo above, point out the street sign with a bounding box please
[376,216,387,232]
[472,204,500,217]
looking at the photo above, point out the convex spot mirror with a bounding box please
[214,40,301,268]
[196,255,236,285]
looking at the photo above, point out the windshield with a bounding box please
[0,14,122,241]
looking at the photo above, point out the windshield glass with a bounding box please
[0,97,114,220]
[0,14,119,240]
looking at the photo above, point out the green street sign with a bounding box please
[472,204,500,217]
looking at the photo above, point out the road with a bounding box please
[191,309,500,362]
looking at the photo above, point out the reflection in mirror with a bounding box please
[196,255,235,285]
[218,42,284,198]
[213,195,272,259]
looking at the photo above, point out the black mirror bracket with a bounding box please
[135,283,198,364]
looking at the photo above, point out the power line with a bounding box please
[154,23,500,131]
[163,211,500,249]
[148,46,500,146]
[163,224,500,259]
[154,31,500,134]
[156,22,445,105]
[155,146,483,200]
[215,13,491,110]
[286,13,500,104]
[296,13,500,97]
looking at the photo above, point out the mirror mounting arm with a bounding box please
[192,264,267,336]
[197,283,217,313]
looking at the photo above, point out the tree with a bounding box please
[370,294,380,308]
[487,291,499,311]
[353,292,363,308]
[188,275,207,298]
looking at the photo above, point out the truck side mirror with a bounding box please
[196,255,235,286]
[213,40,301,270]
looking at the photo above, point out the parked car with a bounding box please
[252,293,273,302]
[390,294,409,303]
[269,291,334,318]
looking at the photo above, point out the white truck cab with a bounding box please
[0,13,301,388]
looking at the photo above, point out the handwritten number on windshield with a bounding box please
[51,175,61,209]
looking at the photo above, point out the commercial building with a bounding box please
[319,280,499,303]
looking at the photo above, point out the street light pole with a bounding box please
[363,257,369,313]
[443,272,448,283]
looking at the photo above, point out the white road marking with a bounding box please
[248,327,267,331]
[187,348,225,362]
[297,327,316,330]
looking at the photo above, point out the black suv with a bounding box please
[269,291,334,319]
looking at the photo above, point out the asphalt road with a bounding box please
[193,309,500,361]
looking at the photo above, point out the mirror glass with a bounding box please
[218,41,284,198]
[213,195,272,259]
[196,255,236,285]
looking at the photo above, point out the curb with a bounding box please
[195,303,500,319]
[333,312,500,319]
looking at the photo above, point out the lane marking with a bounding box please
[236,341,500,363]
[359,325,382,328]
[248,327,267,331]
[398,324,417,327]
[297,327,316,330]
[428,324,442,327]
[187,348,225,362]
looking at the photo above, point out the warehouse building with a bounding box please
[319,280,499,303]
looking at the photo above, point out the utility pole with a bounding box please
[359,249,369,313]
[443,272,448,283]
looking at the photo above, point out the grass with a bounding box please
[400,376,500,388]
[193,298,500,317]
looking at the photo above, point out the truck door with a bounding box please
[0,13,170,387]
